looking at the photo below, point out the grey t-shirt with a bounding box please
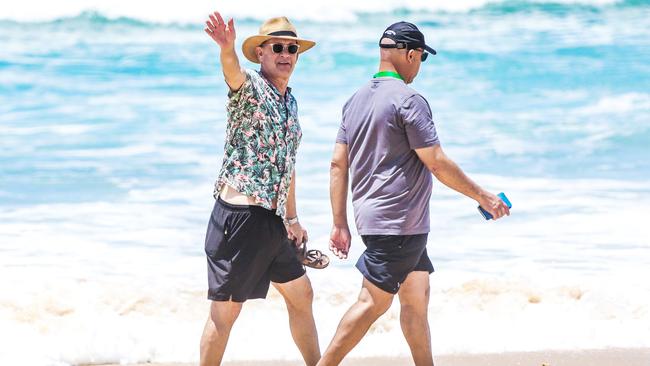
[336,77,440,235]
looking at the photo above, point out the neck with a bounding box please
[261,69,289,96]
[378,61,399,75]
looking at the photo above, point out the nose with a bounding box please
[279,48,294,57]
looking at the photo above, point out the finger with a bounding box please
[206,20,215,31]
[331,245,339,256]
[215,12,226,29]
[204,28,213,36]
[208,14,219,27]
[228,18,236,36]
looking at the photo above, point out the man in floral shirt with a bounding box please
[200,12,323,366]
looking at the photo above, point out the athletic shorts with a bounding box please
[356,234,434,294]
[204,197,305,302]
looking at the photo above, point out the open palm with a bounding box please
[204,11,236,48]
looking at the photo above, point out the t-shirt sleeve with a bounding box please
[336,105,348,144]
[336,121,347,144]
[227,69,258,108]
[399,94,440,149]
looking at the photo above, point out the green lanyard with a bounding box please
[373,71,403,81]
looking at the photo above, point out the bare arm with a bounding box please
[415,144,510,219]
[204,11,246,91]
[329,143,352,259]
[285,169,308,245]
[286,170,298,219]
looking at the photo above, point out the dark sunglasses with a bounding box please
[412,47,429,62]
[380,43,428,62]
[265,43,300,54]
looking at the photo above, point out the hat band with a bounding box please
[267,30,298,37]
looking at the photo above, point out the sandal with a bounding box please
[293,240,330,269]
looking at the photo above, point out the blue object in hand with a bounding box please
[478,192,512,220]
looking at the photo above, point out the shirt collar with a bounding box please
[257,70,292,98]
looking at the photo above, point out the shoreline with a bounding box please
[93,347,650,366]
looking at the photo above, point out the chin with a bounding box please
[275,68,294,78]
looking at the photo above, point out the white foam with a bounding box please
[1,175,649,363]
[0,0,627,23]
[1,268,648,365]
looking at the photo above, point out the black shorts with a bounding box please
[356,234,434,294]
[204,197,305,302]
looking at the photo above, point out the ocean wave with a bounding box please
[0,0,643,25]
[1,269,648,365]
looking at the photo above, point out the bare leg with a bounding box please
[199,300,243,366]
[398,271,433,366]
[273,274,321,366]
[317,278,394,366]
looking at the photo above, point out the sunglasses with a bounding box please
[411,47,429,62]
[379,43,429,62]
[264,43,300,54]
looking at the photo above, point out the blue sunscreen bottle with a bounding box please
[478,192,512,220]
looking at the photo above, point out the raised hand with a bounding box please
[204,11,236,49]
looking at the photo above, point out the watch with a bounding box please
[283,216,299,225]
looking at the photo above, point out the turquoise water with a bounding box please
[2,2,649,206]
[2,2,650,364]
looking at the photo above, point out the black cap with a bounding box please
[379,21,436,55]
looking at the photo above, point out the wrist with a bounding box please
[219,44,236,54]
[333,221,349,229]
[284,216,299,225]
[476,189,490,202]
[333,215,348,228]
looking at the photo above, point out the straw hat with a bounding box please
[242,16,316,63]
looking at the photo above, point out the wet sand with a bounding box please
[97,347,650,366]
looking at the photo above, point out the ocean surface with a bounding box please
[1,0,649,365]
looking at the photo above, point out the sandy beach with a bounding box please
[96,348,650,366]
[4,2,650,366]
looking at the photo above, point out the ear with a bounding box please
[256,46,263,61]
[407,49,416,64]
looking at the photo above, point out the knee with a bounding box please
[302,284,314,304]
[284,284,314,313]
[209,304,241,332]
[359,294,393,317]
[400,301,428,324]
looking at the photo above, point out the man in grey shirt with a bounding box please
[319,22,510,366]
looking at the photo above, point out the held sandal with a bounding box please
[292,240,330,269]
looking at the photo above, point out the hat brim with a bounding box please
[242,35,316,64]
[424,45,437,55]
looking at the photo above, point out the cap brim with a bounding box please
[424,45,437,55]
[242,35,316,64]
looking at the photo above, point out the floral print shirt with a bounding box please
[213,69,302,219]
